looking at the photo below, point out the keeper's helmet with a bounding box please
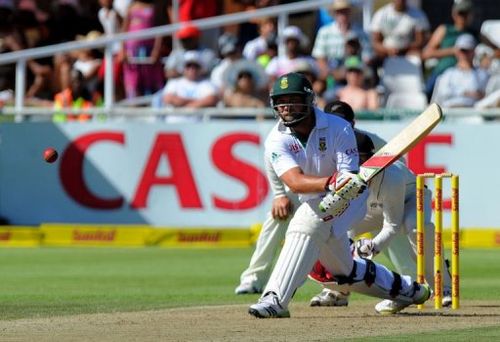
[270,72,315,127]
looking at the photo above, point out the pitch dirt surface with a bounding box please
[1,300,500,341]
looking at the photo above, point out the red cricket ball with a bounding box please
[43,147,58,163]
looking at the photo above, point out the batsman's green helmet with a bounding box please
[270,72,315,127]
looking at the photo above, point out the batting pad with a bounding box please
[263,232,319,307]
[340,258,417,303]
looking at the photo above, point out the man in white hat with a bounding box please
[162,50,218,121]
[432,33,490,107]
[265,26,318,83]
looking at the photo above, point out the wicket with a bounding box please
[416,173,459,310]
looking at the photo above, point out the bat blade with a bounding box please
[359,103,443,182]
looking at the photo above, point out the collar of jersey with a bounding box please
[278,108,328,134]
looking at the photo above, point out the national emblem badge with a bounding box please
[280,77,288,89]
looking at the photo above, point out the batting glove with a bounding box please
[319,171,367,214]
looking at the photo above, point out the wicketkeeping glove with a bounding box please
[319,171,367,215]
[353,238,378,260]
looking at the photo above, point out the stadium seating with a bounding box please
[381,56,425,94]
[385,91,428,110]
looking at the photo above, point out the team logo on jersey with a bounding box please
[280,77,288,89]
[319,137,327,152]
[271,152,281,163]
[288,142,300,153]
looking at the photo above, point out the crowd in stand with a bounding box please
[0,0,499,121]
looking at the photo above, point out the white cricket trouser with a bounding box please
[263,191,419,308]
[239,192,300,289]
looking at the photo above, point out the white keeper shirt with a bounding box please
[265,108,359,203]
[348,160,416,252]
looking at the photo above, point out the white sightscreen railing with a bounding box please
[0,0,372,116]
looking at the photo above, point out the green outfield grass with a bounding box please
[0,247,500,339]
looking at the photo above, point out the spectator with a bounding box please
[222,60,268,112]
[211,32,242,93]
[16,4,55,99]
[49,0,86,44]
[97,0,124,100]
[232,0,279,48]
[242,17,276,61]
[371,0,430,61]
[53,69,101,122]
[265,26,318,83]
[167,0,220,51]
[121,0,164,99]
[98,0,122,54]
[335,56,379,110]
[73,31,103,97]
[432,34,489,108]
[312,0,370,82]
[422,0,476,98]
[162,50,219,121]
[164,23,217,79]
[256,32,278,69]
[18,0,49,23]
[290,59,327,109]
[50,1,88,93]
[0,2,23,92]
[113,0,131,19]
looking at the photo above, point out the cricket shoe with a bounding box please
[235,282,261,295]
[248,292,290,318]
[310,289,350,307]
[375,282,432,315]
[442,286,452,307]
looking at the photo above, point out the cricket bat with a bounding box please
[359,103,443,182]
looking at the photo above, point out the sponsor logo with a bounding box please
[417,232,424,255]
[435,188,442,211]
[452,275,459,297]
[346,148,358,156]
[416,188,424,211]
[289,143,301,153]
[178,232,221,242]
[280,77,288,89]
[0,232,11,241]
[73,230,116,241]
[322,215,334,222]
[319,137,327,152]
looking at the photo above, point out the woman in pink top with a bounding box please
[122,0,164,98]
